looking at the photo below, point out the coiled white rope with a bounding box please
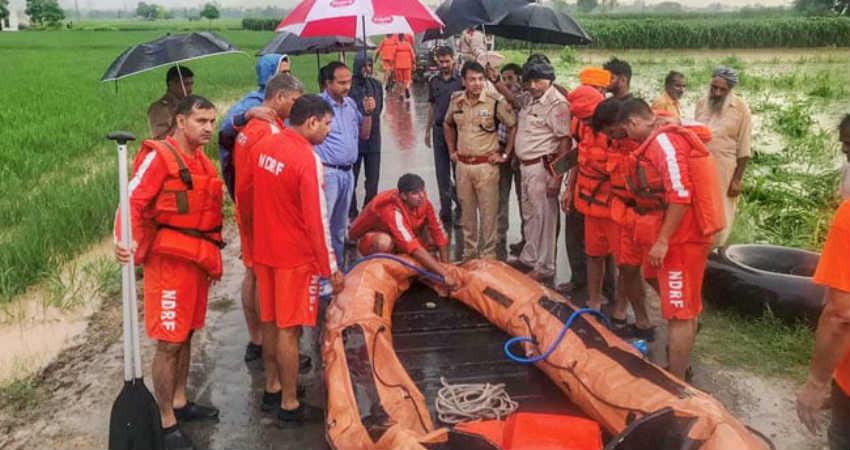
[434,377,519,424]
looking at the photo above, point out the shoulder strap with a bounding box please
[157,140,194,190]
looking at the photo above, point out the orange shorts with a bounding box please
[382,59,393,73]
[618,222,644,267]
[234,207,253,268]
[395,68,411,83]
[651,242,711,320]
[255,263,321,328]
[584,215,620,259]
[143,253,209,342]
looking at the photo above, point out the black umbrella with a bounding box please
[486,3,591,45]
[257,31,375,56]
[421,0,531,41]
[100,32,244,82]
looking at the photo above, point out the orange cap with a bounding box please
[579,67,611,89]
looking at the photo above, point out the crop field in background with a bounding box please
[0,30,847,311]
[0,30,334,301]
[507,47,848,252]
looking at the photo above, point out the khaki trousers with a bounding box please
[457,161,501,260]
[519,162,559,277]
[712,154,738,248]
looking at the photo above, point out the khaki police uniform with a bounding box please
[444,89,516,260]
[514,86,570,278]
[458,30,487,64]
[147,91,181,140]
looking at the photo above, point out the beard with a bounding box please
[708,93,727,114]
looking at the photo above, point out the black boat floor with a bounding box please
[392,282,581,422]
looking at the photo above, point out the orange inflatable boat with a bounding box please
[322,256,772,450]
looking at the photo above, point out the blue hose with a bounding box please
[504,308,610,364]
[344,253,445,283]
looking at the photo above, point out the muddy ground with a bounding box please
[0,85,829,450]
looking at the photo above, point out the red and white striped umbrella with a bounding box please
[276,0,444,38]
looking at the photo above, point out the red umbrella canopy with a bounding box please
[276,0,443,38]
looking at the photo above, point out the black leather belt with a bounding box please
[324,163,353,171]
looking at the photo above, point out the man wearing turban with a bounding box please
[694,66,752,247]
[579,67,611,94]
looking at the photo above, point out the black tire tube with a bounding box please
[703,245,825,327]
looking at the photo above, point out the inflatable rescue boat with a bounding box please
[322,256,772,450]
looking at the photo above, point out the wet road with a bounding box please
[185,84,581,449]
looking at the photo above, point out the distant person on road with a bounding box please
[147,65,194,140]
[426,45,464,226]
[349,52,385,219]
[393,34,416,100]
[796,115,850,450]
[248,95,343,428]
[115,96,222,450]
[217,53,289,362]
[349,174,457,288]
[232,73,304,372]
[694,66,752,247]
[458,27,486,64]
[652,71,686,119]
[316,61,376,266]
[444,61,516,262]
[375,33,398,88]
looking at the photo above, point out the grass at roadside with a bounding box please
[696,304,814,380]
[0,31,328,302]
[0,375,41,411]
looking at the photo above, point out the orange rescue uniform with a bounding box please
[349,189,448,256]
[249,128,338,328]
[812,200,850,395]
[393,40,416,84]
[627,126,723,320]
[115,137,224,342]
[607,136,644,267]
[233,117,285,268]
[376,35,398,73]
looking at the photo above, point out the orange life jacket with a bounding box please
[572,119,612,218]
[134,140,224,279]
[625,124,725,238]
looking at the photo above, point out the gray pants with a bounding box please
[432,126,458,219]
[519,162,559,277]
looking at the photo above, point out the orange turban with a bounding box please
[567,85,605,120]
[579,67,611,89]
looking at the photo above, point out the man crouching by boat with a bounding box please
[349,173,458,289]
[607,98,724,381]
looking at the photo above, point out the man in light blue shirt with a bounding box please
[316,61,376,265]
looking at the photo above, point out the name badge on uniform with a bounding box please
[479,110,491,117]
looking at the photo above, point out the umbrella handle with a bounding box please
[109,132,139,382]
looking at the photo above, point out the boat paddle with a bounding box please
[107,132,164,450]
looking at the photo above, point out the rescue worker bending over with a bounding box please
[114,95,222,450]
[614,98,725,380]
[349,174,458,289]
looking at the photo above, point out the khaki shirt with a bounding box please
[147,91,180,140]
[445,89,516,156]
[458,30,486,62]
[694,93,752,163]
[651,91,682,119]
[515,86,570,161]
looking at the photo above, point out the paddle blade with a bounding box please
[108,379,164,450]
